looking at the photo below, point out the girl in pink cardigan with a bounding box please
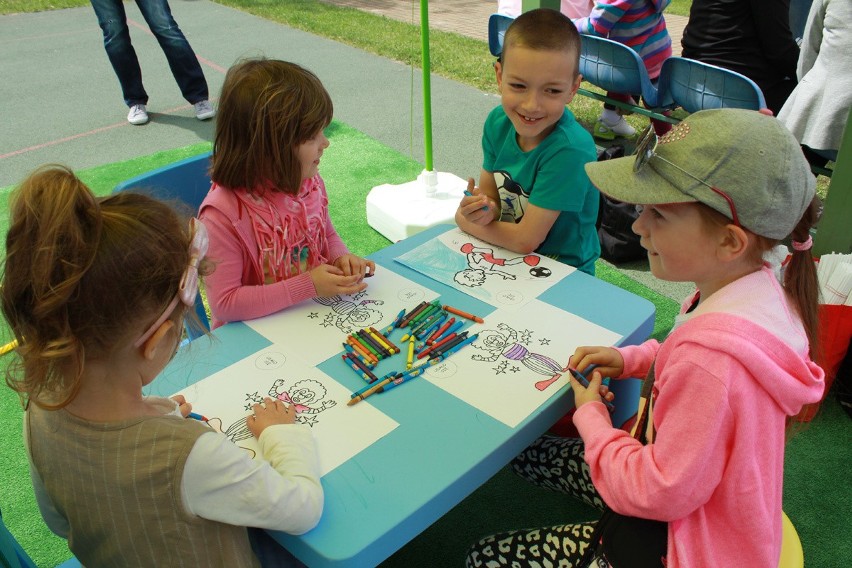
[466,110,825,567]
[200,58,374,328]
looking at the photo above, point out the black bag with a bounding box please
[580,362,668,567]
[595,145,646,264]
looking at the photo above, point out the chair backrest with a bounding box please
[113,151,213,341]
[578,34,661,108]
[1,509,37,568]
[657,57,767,114]
[488,13,513,57]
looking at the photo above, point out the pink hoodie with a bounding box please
[574,265,824,567]
[199,174,350,328]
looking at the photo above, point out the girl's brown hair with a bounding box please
[697,197,822,359]
[210,58,333,195]
[1,165,203,410]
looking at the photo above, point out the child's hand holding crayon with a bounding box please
[458,178,494,225]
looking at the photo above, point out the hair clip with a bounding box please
[134,219,209,348]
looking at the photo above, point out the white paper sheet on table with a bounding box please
[245,264,439,366]
[394,227,574,308]
[172,346,398,476]
[420,299,622,428]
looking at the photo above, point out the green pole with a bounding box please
[420,0,433,171]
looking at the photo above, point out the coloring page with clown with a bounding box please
[171,347,398,476]
[245,265,439,366]
[393,227,574,308]
[420,299,622,428]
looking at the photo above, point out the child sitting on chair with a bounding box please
[456,9,600,276]
[2,165,323,566]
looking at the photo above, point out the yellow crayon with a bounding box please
[406,337,415,369]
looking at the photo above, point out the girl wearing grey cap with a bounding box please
[467,109,825,568]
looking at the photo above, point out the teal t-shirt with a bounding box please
[482,106,600,275]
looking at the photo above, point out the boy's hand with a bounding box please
[568,346,624,380]
[310,264,367,297]
[458,178,495,226]
[248,397,297,438]
[333,254,376,281]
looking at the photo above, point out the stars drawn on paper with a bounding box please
[244,391,263,410]
[519,329,533,344]
[308,312,319,319]
[321,314,335,327]
[538,338,551,346]
[494,360,509,375]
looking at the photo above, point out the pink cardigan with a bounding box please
[199,175,350,328]
[575,266,824,567]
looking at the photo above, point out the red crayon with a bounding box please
[417,332,458,359]
[427,317,455,345]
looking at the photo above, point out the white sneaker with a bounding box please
[597,115,637,138]
[194,100,216,120]
[127,104,149,125]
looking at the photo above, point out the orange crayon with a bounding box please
[442,305,484,324]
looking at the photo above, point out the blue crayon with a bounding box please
[350,370,397,398]
[383,308,407,335]
[416,312,448,340]
[187,412,208,422]
[568,366,615,412]
[464,189,489,211]
[381,366,425,392]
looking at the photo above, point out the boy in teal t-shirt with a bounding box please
[456,8,600,275]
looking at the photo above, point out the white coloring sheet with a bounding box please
[172,346,398,476]
[394,227,574,308]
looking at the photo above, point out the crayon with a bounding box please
[353,331,385,358]
[381,366,425,392]
[568,367,615,412]
[187,412,209,422]
[408,310,445,340]
[416,312,448,340]
[433,320,464,343]
[402,309,441,342]
[347,377,394,406]
[429,332,469,358]
[406,337,415,370]
[346,337,379,365]
[363,328,394,356]
[417,332,459,359]
[349,370,397,399]
[0,339,18,356]
[342,354,376,383]
[442,305,485,324]
[408,302,440,327]
[427,317,455,345]
[342,342,375,368]
[343,353,379,383]
[382,308,407,335]
[463,189,489,211]
[435,333,478,360]
[398,301,429,328]
[368,327,399,354]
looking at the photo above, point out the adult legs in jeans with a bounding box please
[90,0,208,107]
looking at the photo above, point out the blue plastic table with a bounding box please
[148,225,655,567]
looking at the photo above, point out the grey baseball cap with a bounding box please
[585,109,815,240]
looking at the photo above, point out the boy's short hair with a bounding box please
[211,58,333,194]
[502,9,581,74]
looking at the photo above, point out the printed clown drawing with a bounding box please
[470,323,566,391]
[454,243,541,287]
[314,293,384,333]
[210,377,337,455]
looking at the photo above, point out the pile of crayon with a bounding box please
[346,300,484,406]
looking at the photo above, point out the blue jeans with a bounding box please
[90,0,208,107]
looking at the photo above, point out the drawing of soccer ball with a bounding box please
[529,266,551,278]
